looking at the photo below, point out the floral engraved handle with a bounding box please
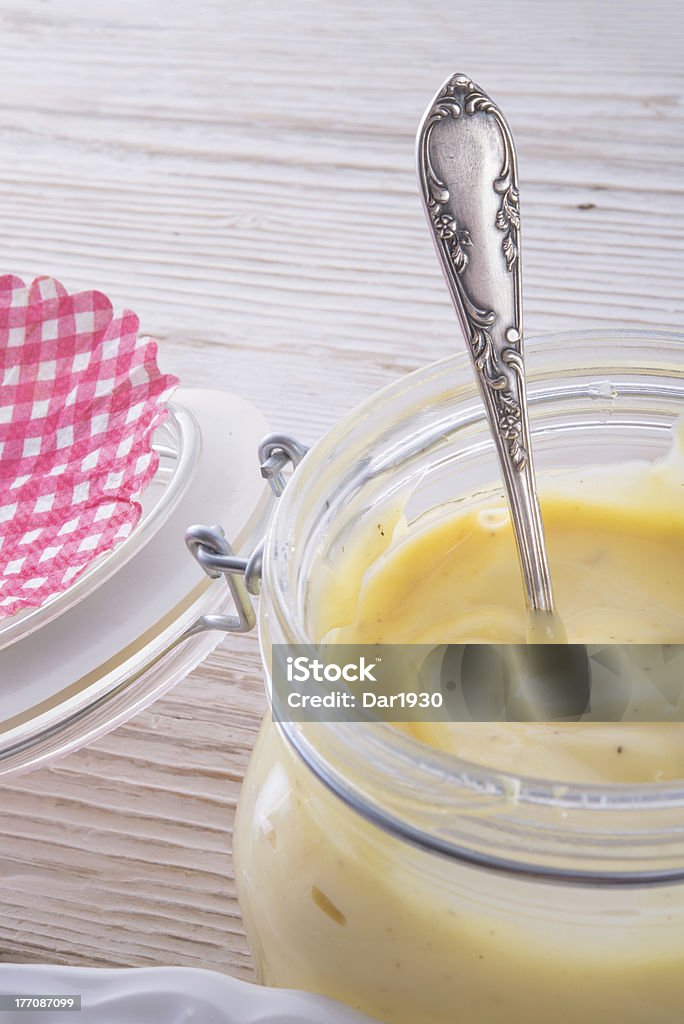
[417,73,527,469]
[417,73,555,614]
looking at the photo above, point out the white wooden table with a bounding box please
[0,0,682,977]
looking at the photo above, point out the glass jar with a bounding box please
[234,330,684,1024]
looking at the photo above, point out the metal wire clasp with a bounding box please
[258,433,309,496]
[184,433,309,634]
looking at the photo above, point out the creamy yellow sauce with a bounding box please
[236,720,684,1024]
[234,426,684,1024]
[307,429,684,784]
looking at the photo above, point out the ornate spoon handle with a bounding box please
[417,73,555,616]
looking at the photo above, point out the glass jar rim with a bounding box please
[260,329,684,885]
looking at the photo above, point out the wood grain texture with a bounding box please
[0,0,682,977]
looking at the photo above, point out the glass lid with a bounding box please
[0,387,271,776]
[0,402,202,652]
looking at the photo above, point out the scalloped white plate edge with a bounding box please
[0,965,379,1024]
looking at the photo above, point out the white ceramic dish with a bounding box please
[0,965,376,1024]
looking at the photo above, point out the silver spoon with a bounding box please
[417,72,562,639]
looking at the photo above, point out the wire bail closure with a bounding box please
[258,433,310,496]
[184,432,308,634]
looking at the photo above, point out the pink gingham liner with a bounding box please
[0,275,178,618]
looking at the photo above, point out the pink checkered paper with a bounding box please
[0,275,179,618]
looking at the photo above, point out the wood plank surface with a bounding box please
[0,0,682,977]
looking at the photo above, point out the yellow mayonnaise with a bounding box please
[236,718,684,1024]
[309,427,684,784]
[235,425,684,1024]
